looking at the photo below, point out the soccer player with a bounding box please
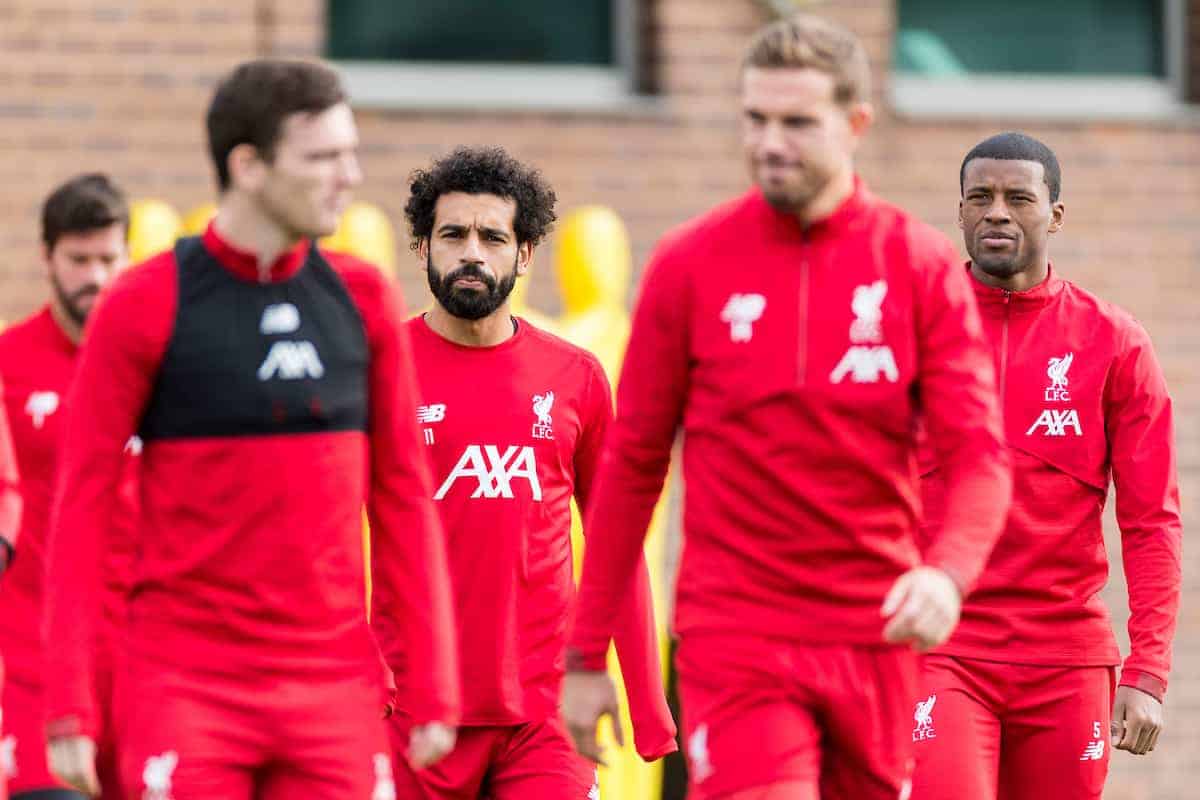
[380,145,677,799]
[561,15,1013,800]
[0,380,20,800]
[0,174,135,800]
[41,59,460,799]
[909,132,1182,800]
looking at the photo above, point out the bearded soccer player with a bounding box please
[380,146,676,799]
[0,383,20,800]
[42,59,460,800]
[0,175,137,800]
[909,132,1182,800]
[562,15,1013,800]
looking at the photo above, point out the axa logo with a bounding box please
[830,346,899,384]
[850,280,888,343]
[25,390,59,429]
[259,302,301,335]
[912,695,936,742]
[720,293,766,342]
[434,445,542,501]
[141,751,178,800]
[532,391,555,440]
[1045,352,1074,402]
[1026,408,1082,437]
[257,341,325,381]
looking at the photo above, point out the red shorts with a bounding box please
[115,658,391,800]
[911,654,1116,800]
[388,713,596,800]
[675,633,919,800]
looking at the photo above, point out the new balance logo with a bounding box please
[0,733,15,780]
[259,303,301,335]
[434,445,542,501]
[1080,740,1105,761]
[912,695,937,742]
[417,404,446,424]
[720,294,766,342]
[830,345,899,384]
[1026,408,1082,437]
[257,341,325,381]
[25,391,59,429]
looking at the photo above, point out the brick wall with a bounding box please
[1,2,1197,797]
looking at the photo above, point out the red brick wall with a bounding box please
[1,2,1196,797]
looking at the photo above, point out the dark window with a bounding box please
[896,1,1166,77]
[328,0,615,66]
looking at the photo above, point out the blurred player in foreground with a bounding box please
[382,145,676,799]
[0,175,136,799]
[0,382,19,799]
[562,14,1013,800]
[42,58,459,799]
[911,132,1182,800]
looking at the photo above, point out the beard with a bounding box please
[427,254,518,321]
[755,156,832,214]
[51,274,99,327]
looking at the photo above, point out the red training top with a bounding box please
[0,376,18,558]
[0,308,138,690]
[43,223,459,739]
[571,181,1013,667]
[919,266,1183,701]
[391,316,676,759]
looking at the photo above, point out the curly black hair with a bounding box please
[404,146,557,250]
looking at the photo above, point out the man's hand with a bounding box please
[407,722,456,769]
[562,670,623,766]
[47,735,99,797]
[1111,686,1163,755]
[881,566,962,651]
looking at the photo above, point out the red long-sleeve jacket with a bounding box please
[0,377,18,559]
[392,317,675,759]
[43,224,460,739]
[918,266,1183,701]
[570,182,1012,667]
[0,308,138,692]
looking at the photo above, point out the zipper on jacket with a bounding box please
[797,232,809,386]
[999,291,1011,410]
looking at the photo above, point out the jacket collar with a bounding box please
[754,175,873,241]
[969,262,1064,313]
[201,221,310,283]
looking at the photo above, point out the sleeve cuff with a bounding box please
[566,646,608,672]
[1118,668,1167,703]
[46,714,96,741]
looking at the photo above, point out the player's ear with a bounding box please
[516,241,534,277]
[1049,201,1065,234]
[957,201,965,230]
[416,237,430,265]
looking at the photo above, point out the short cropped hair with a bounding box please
[742,14,872,104]
[41,173,129,250]
[960,132,1062,202]
[404,146,557,249]
[206,58,347,191]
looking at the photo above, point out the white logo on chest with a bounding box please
[1027,351,1082,436]
[25,391,59,429]
[141,750,178,800]
[720,294,766,342]
[831,281,897,384]
[434,445,542,501]
[532,391,555,439]
[259,303,301,335]
[257,341,325,381]
[912,694,937,741]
